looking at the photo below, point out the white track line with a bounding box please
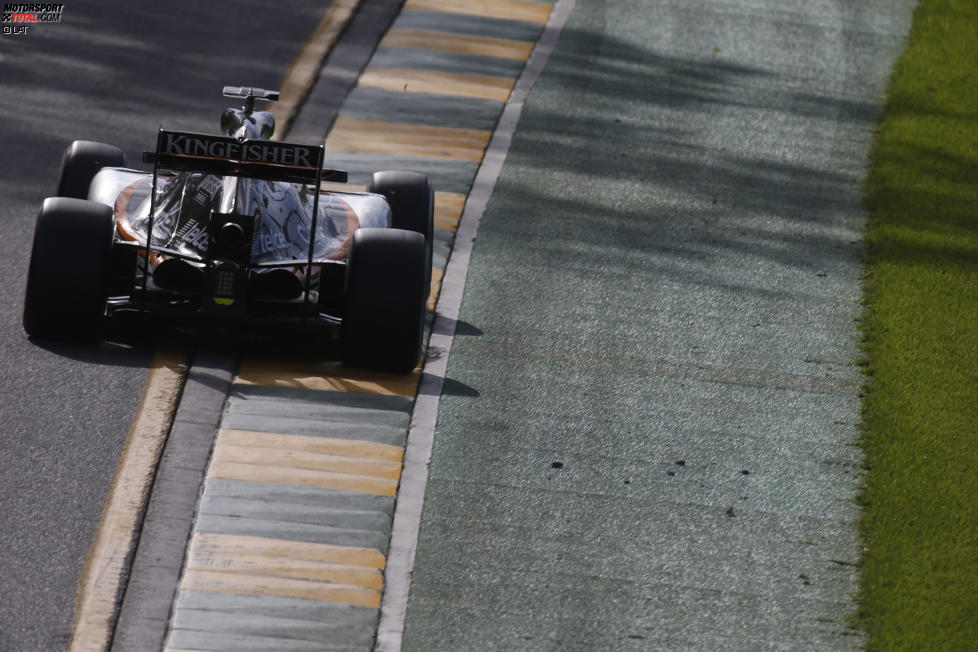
[375,0,578,649]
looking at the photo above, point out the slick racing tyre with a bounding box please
[367,171,434,288]
[57,140,127,200]
[23,198,115,340]
[367,171,434,242]
[342,228,427,373]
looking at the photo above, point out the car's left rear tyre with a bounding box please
[342,228,427,373]
[23,197,115,340]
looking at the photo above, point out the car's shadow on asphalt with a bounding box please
[27,334,162,368]
[441,377,479,398]
[418,317,482,399]
[26,309,199,366]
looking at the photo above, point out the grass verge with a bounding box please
[859,0,978,648]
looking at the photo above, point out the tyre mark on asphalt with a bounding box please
[454,337,861,397]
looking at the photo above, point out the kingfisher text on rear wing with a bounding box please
[161,131,314,166]
[151,130,347,184]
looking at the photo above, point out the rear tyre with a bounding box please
[23,198,115,340]
[57,140,127,199]
[342,228,427,373]
[367,171,434,288]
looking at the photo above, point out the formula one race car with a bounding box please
[23,86,433,372]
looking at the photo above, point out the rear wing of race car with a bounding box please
[138,130,348,307]
[144,130,348,184]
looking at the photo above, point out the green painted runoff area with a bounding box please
[858,0,978,648]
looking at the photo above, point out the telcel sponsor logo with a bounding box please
[174,219,211,253]
[257,230,290,255]
[162,133,314,168]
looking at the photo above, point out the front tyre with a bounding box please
[367,171,434,289]
[57,140,127,200]
[342,228,427,373]
[367,171,434,241]
[23,198,115,340]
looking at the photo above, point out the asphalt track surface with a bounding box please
[0,3,324,649]
[0,1,917,650]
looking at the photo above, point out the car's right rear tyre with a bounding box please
[57,140,127,199]
[341,228,427,373]
[23,197,115,340]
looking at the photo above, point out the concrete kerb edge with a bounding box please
[374,0,578,649]
[108,352,237,652]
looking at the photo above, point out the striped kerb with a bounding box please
[163,2,554,649]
